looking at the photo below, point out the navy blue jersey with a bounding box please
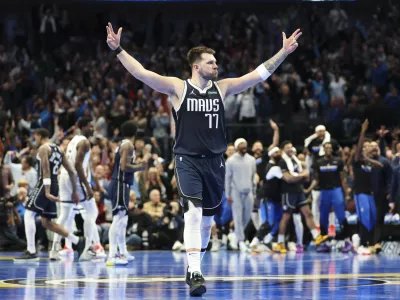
[36,144,63,186]
[111,139,135,184]
[173,79,227,156]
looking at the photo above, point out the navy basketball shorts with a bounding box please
[281,192,308,213]
[175,154,225,216]
[25,183,58,219]
[108,179,130,215]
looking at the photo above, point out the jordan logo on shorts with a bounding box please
[220,161,224,168]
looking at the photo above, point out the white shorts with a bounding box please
[59,173,89,202]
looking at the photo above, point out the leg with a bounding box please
[184,201,203,273]
[293,213,304,246]
[231,190,245,243]
[117,213,129,257]
[311,190,321,228]
[200,216,214,261]
[81,199,100,246]
[299,205,317,232]
[52,203,74,251]
[24,210,37,254]
[319,190,332,236]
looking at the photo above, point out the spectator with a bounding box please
[143,189,166,222]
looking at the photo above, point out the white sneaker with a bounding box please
[357,246,371,255]
[239,241,247,252]
[228,232,238,250]
[172,241,183,251]
[250,237,260,248]
[49,250,60,261]
[120,253,135,262]
[79,246,96,261]
[180,243,186,252]
[106,257,128,266]
[211,240,220,252]
[59,246,74,256]
[94,245,107,259]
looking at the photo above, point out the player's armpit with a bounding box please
[217,71,261,98]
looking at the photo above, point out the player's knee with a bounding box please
[184,201,202,229]
[41,217,50,229]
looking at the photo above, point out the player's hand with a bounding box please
[87,187,94,200]
[72,191,80,205]
[227,197,233,204]
[345,195,351,202]
[106,22,122,50]
[361,119,369,133]
[303,188,311,194]
[282,29,302,55]
[46,193,60,202]
[269,119,278,131]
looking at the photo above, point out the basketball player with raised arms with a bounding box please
[106,22,302,296]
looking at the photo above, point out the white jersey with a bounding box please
[61,135,91,182]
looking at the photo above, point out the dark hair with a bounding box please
[78,117,92,130]
[35,128,49,139]
[22,156,34,167]
[323,142,333,148]
[121,120,137,138]
[187,46,216,68]
[280,140,292,149]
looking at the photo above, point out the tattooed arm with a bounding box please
[217,30,302,98]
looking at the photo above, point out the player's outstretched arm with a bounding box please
[354,119,368,162]
[106,23,183,97]
[217,29,302,98]
[268,119,279,151]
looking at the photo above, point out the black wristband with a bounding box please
[115,46,124,55]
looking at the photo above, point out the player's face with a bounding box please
[324,143,333,156]
[283,143,293,156]
[370,142,379,157]
[83,123,94,137]
[317,129,325,140]
[363,141,371,156]
[196,53,218,80]
[252,142,263,155]
[272,150,281,161]
[237,142,248,155]
[226,145,235,158]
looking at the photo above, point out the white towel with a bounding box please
[304,131,331,156]
[282,152,303,176]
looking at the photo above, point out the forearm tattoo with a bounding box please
[263,48,288,74]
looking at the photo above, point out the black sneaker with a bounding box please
[185,266,190,285]
[189,272,206,297]
[13,251,40,262]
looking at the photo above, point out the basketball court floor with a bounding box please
[0,251,399,299]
